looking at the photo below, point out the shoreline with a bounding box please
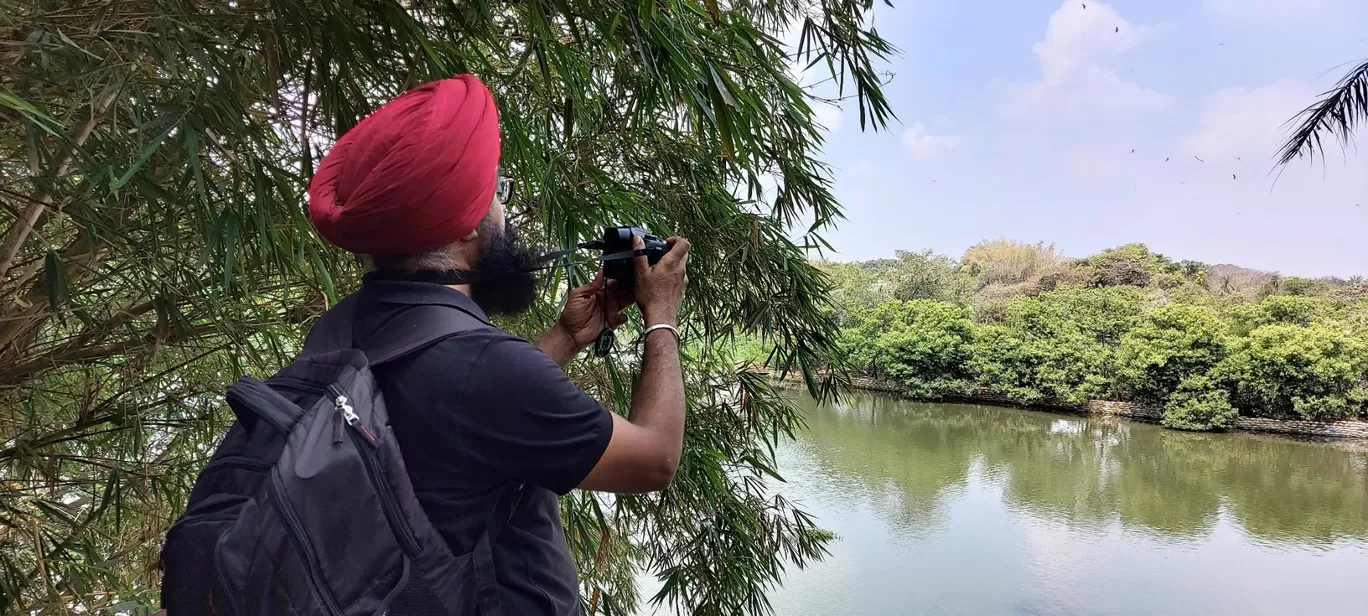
[774,372,1368,442]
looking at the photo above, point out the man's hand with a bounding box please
[578,234,690,493]
[632,235,689,326]
[538,269,633,367]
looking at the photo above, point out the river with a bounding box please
[639,390,1368,615]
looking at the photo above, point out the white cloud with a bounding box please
[813,103,844,136]
[1178,80,1313,161]
[902,122,963,159]
[1205,0,1329,23]
[1002,1,1174,117]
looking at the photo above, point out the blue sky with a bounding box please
[804,0,1367,277]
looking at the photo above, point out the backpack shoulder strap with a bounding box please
[301,294,485,365]
[300,294,359,357]
[360,304,486,365]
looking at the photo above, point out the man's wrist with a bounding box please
[538,322,580,366]
[642,323,681,344]
[642,309,678,327]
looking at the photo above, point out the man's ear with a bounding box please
[461,227,479,242]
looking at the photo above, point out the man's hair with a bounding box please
[366,242,463,273]
[365,210,495,272]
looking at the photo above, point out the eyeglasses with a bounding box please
[496,175,514,205]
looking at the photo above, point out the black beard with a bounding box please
[467,218,542,316]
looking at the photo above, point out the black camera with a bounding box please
[600,226,669,289]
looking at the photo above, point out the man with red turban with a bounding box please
[306,75,690,615]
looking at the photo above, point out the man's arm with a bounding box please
[536,324,579,369]
[578,236,689,493]
[578,323,684,492]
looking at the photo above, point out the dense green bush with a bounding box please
[1223,324,1368,421]
[1228,295,1339,333]
[1117,304,1229,405]
[964,287,1133,403]
[819,243,1368,432]
[969,324,1108,404]
[1162,375,1239,431]
[845,300,976,398]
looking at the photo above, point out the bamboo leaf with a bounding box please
[220,210,239,292]
[43,251,69,310]
[113,119,180,190]
[0,89,62,135]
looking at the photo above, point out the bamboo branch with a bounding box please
[0,236,107,354]
[0,301,155,383]
[0,344,226,463]
[0,84,120,283]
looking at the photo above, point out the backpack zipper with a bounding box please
[269,473,344,616]
[328,384,421,558]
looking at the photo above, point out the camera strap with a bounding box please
[364,245,659,286]
[531,245,657,271]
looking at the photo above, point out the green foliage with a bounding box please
[883,250,974,303]
[812,261,887,327]
[1005,285,1146,345]
[1076,243,1194,289]
[830,240,1368,432]
[1281,276,1338,297]
[1162,374,1238,431]
[1223,324,1368,421]
[1,0,897,612]
[1228,295,1340,333]
[968,286,1144,403]
[845,300,975,398]
[1117,304,1229,405]
[969,323,1108,404]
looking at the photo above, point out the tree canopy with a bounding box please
[819,241,1368,432]
[0,0,896,613]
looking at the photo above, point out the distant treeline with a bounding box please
[767,240,1368,431]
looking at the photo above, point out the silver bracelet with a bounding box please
[642,323,680,342]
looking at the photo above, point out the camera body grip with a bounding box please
[601,226,669,289]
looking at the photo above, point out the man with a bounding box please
[306,75,689,613]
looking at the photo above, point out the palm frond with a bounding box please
[1277,59,1368,166]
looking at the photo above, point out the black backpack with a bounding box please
[160,296,522,616]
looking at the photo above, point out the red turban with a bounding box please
[307,75,501,255]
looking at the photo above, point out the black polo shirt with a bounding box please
[350,278,613,615]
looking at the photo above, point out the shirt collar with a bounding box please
[357,276,492,325]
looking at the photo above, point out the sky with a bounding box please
[802,0,1368,277]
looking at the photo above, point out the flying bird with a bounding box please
[1181,179,1187,184]
[1232,173,1237,179]
[1115,26,1119,33]
[1234,156,1242,161]
[1218,42,1226,46]
[1130,149,1135,153]
[1082,3,1086,8]
[1194,156,1205,162]
[1165,157,1169,162]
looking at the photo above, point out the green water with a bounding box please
[643,391,1368,615]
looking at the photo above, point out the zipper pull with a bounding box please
[329,384,377,444]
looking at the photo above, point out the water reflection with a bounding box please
[792,393,1368,548]
[636,392,1368,615]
